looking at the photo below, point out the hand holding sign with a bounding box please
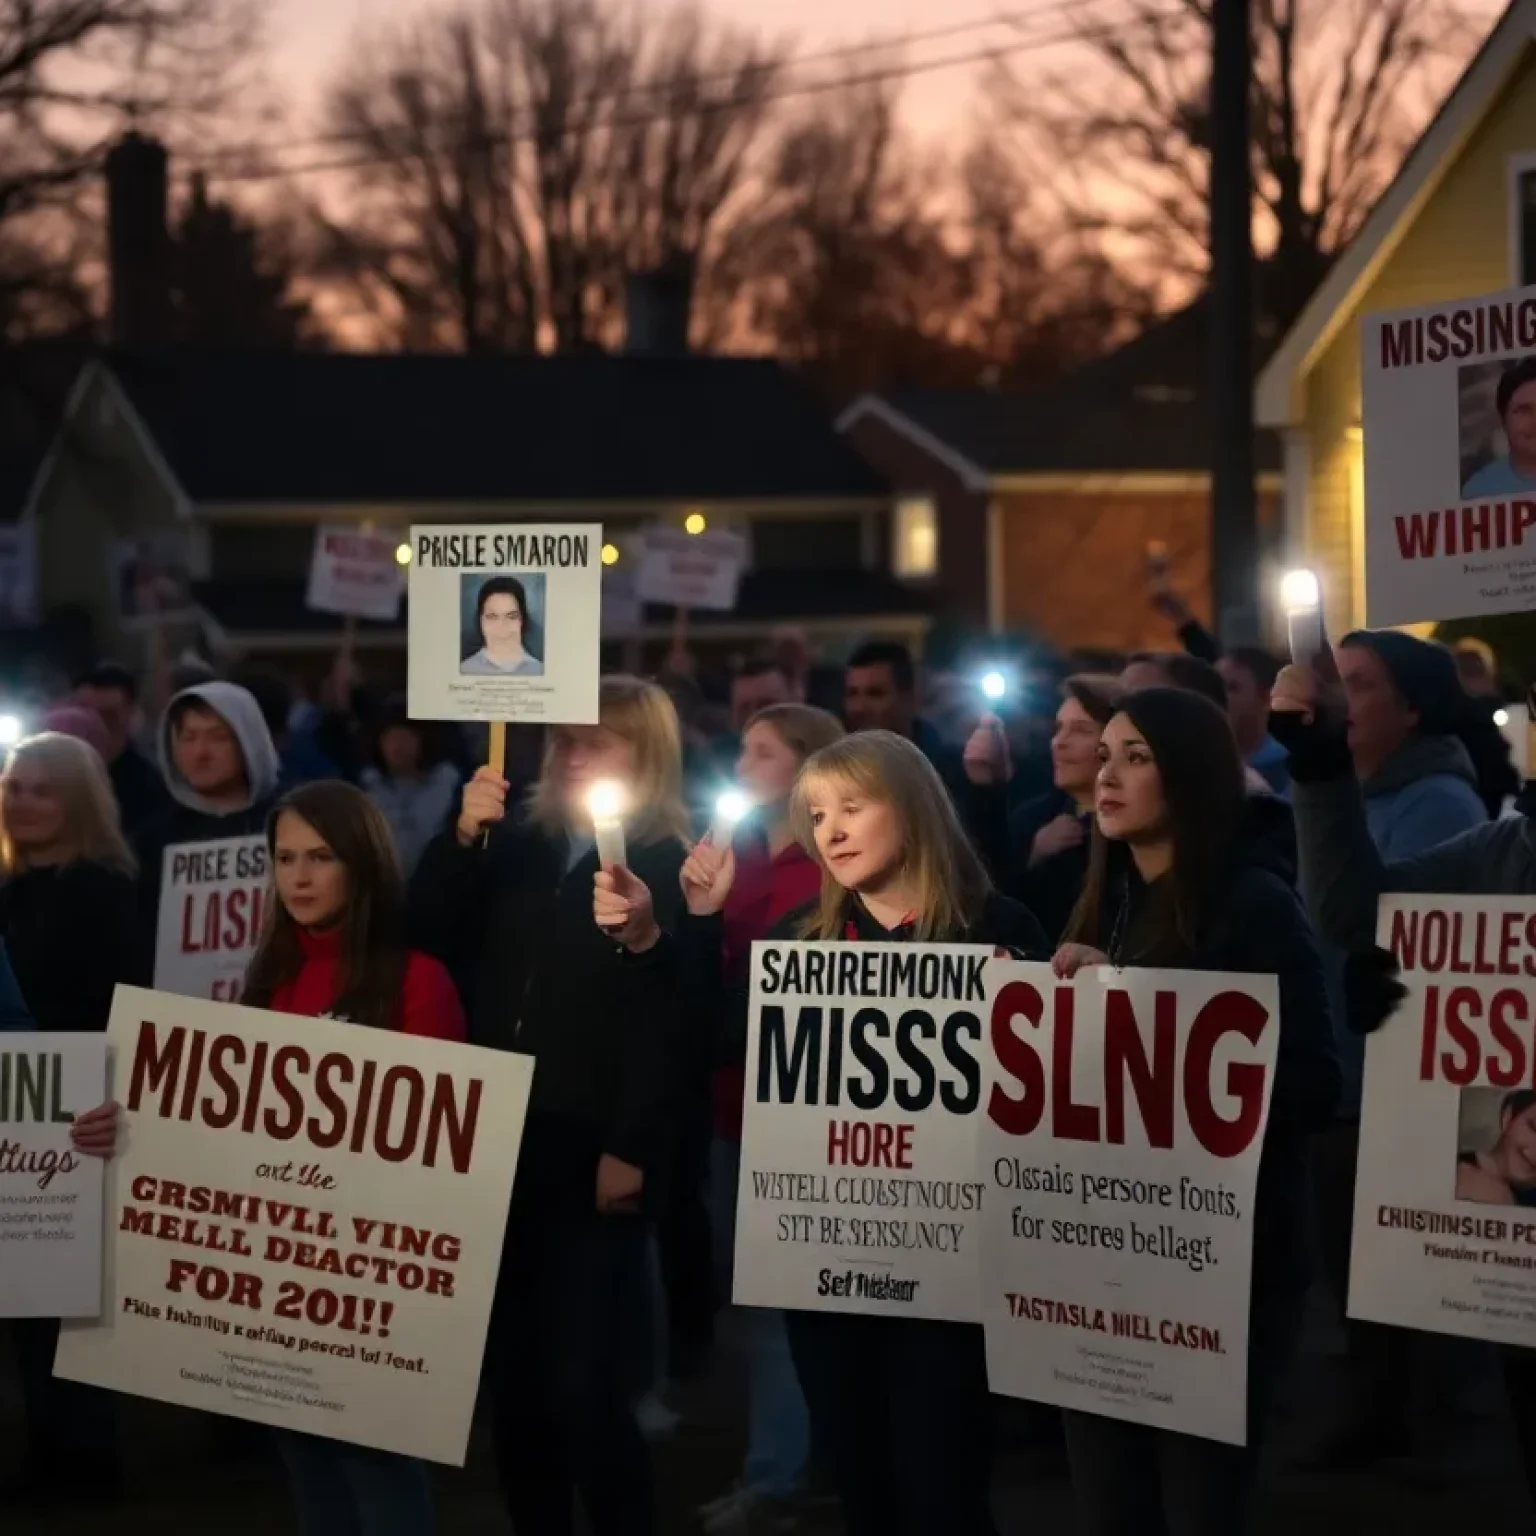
[596,1153,643,1214]
[680,835,736,917]
[70,1100,121,1158]
[455,766,509,847]
[1052,943,1109,978]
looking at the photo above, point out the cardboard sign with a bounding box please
[0,524,38,628]
[734,941,993,1322]
[406,524,601,724]
[1350,896,1536,1347]
[0,1035,107,1318]
[306,527,404,623]
[153,836,269,1002]
[1362,285,1536,625]
[635,528,746,612]
[55,988,531,1466]
[979,964,1278,1445]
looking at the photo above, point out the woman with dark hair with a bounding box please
[360,699,462,877]
[243,779,465,1536]
[1053,688,1338,1536]
[461,576,543,677]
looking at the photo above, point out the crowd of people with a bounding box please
[0,589,1528,1535]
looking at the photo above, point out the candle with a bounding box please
[711,789,750,848]
[587,780,628,869]
[1280,568,1324,668]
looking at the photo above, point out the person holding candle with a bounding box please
[665,703,845,1532]
[410,675,691,1536]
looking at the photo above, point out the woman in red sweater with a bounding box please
[242,779,465,1536]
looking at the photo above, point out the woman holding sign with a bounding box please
[0,731,142,1500]
[411,675,689,1536]
[1053,688,1339,1535]
[243,780,466,1535]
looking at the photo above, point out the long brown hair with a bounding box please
[789,730,991,942]
[0,733,135,877]
[746,703,845,762]
[242,781,408,1030]
[1064,688,1246,964]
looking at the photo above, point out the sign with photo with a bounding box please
[0,1034,107,1318]
[635,528,746,612]
[306,527,404,623]
[979,963,1278,1445]
[1351,895,1536,1349]
[55,988,531,1466]
[1362,284,1536,625]
[406,525,601,724]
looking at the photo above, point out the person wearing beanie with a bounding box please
[40,706,113,763]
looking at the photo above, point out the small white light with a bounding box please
[394,543,412,566]
[587,780,627,821]
[1496,708,1511,729]
[0,715,22,747]
[979,670,1007,702]
[1280,569,1320,611]
[714,790,749,827]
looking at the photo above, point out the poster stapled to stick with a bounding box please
[1351,895,1536,1348]
[979,963,1278,1445]
[1362,284,1536,625]
[54,988,531,1466]
[407,524,601,724]
[153,835,269,1002]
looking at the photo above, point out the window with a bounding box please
[892,496,938,579]
[1509,156,1536,284]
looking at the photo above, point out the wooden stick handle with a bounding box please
[487,721,507,777]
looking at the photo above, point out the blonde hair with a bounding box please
[789,729,990,941]
[526,674,691,845]
[745,703,845,763]
[0,733,136,877]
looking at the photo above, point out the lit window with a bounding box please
[893,496,938,578]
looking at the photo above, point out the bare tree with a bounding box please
[0,0,260,340]
[982,0,1488,322]
[311,0,783,352]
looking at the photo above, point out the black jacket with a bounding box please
[0,862,146,1032]
[409,821,688,1208]
[1086,847,1339,1298]
[109,747,171,842]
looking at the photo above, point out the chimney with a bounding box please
[624,259,694,356]
[106,131,172,348]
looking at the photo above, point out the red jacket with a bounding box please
[270,926,467,1041]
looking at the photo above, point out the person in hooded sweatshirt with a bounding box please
[635,729,1047,1536]
[133,681,282,976]
[1052,688,1339,1535]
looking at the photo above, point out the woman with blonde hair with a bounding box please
[0,732,142,1501]
[410,675,690,1536]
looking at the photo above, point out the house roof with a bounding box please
[0,337,95,522]
[1255,0,1536,425]
[195,565,932,634]
[94,349,888,506]
[841,301,1282,484]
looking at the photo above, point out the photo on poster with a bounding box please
[407,524,600,724]
[458,572,546,677]
[1458,357,1536,499]
[1453,1085,1536,1207]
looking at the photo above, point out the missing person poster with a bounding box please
[1351,896,1536,1348]
[979,964,1278,1445]
[406,524,601,724]
[1362,284,1536,626]
[734,941,993,1322]
[0,1035,107,1318]
[55,988,531,1466]
[306,527,404,623]
[154,835,269,1002]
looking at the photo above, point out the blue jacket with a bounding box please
[0,941,34,1031]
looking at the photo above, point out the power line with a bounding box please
[194,2,1180,187]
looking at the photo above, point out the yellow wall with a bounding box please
[1303,42,1536,631]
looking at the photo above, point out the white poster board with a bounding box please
[635,528,746,612]
[1351,895,1536,1347]
[979,964,1278,1445]
[1362,285,1536,625]
[407,525,601,723]
[734,941,992,1322]
[0,1034,107,1318]
[55,988,531,1466]
[306,527,404,623]
[0,523,38,627]
[153,835,269,1002]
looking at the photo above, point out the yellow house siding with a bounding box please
[1302,41,1536,626]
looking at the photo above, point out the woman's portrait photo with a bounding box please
[459,572,546,678]
[1459,356,1536,498]
[1455,1086,1536,1206]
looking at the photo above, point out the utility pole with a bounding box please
[1209,0,1257,644]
